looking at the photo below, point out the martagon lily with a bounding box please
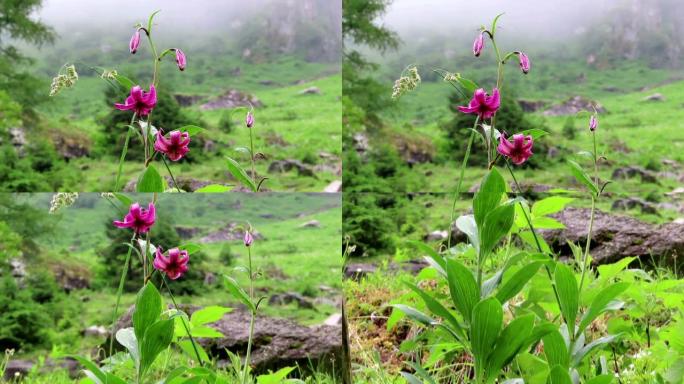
[457,87,501,119]
[114,85,157,116]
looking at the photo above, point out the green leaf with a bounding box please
[404,282,465,341]
[455,214,479,252]
[139,319,175,379]
[473,168,507,230]
[520,128,549,140]
[547,365,572,384]
[586,375,613,384]
[399,372,424,384]
[495,262,542,304]
[568,160,598,196]
[491,13,505,35]
[446,258,480,324]
[407,240,446,276]
[178,243,202,255]
[226,157,257,192]
[256,366,296,384]
[195,184,233,193]
[572,334,621,366]
[532,217,566,229]
[133,283,162,344]
[223,275,255,312]
[486,314,535,381]
[392,304,433,326]
[481,252,527,297]
[532,197,574,217]
[542,330,569,369]
[470,297,503,377]
[577,282,629,336]
[115,327,139,365]
[112,192,133,207]
[177,339,210,366]
[554,264,579,332]
[479,203,515,258]
[137,165,166,193]
[178,125,205,137]
[189,325,224,338]
[456,77,478,94]
[113,74,135,91]
[68,355,127,384]
[191,305,232,326]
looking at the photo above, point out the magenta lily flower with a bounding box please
[518,52,530,74]
[114,85,157,116]
[113,202,156,233]
[589,115,598,131]
[129,29,141,54]
[497,134,534,165]
[457,88,501,119]
[153,247,189,280]
[175,49,186,71]
[245,111,254,128]
[244,230,254,247]
[154,129,190,161]
[473,32,485,57]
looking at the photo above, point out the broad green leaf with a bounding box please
[178,125,205,137]
[663,358,684,384]
[68,355,127,384]
[473,168,506,230]
[596,257,635,282]
[568,160,598,196]
[195,184,233,193]
[542,330,569,369]
[479,203,515,258]
[399,372,424,384]
[577,282,629,336]
[137,165,166,193]
[572,334,621,366]
[164,367,188,384]
[407,240,446,276]
[446,258,480,324]
[522,322,557,352]
[495,262,543,304]
[532,217,565,229]
[532,197,574,217]
[457,77,478,94]
[470,297,503,375]
[177,339,210,366]
[481,252,527,297]
[491,13,505,35]
[133,283,162,343]
[405,282,465,341]
[139,319,175,378]
[115,327,139,365]
[554,264,579,331]
[223,275,255,312]
[586,375,613,384]
[112,192,133,207]
[178,243,202,255]
[392,304,433,326]
[113,74,135,91]
[190,325,224,338]
[256,366,296,384]
[191,305,232,325]
[486,314,535,381]
[455,214,479,252]
[226,157,257,192]
[548,365,572,384]
[520,128,549,140]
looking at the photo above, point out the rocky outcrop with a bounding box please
[174,94,205,106]
[297,86,321,95]
[107,306,342,375]
[199,223,263,244]
[543,96,606,116]
[200,90,262,110]
[3,358,80,381]
[267,159,315,177]
[612,166,658,184]
[541,207,684,269]
[518,99,547,112]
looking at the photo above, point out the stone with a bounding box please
[200,90,262,110]
[543,96,606,116]
[612,166,658,184]
[643,93,665,102]
[424,230,448,242]
[611,197,658,215]
[107,307,342,375]
[343,263,377,280]
[200,222,263,244]
[518,99,547,112]
[298,86,321,95]
[323,313,342,326]
[299,220,321,228]
[267,159,315,177]
[3,360,33,380]
[352,133,369,155]
[173,94,204,106]
[83,325,108,338]
[540,207,684,269]
[269,292,314,309]
[323,180,342,193]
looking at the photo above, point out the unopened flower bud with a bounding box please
[245,111,254,128]
[244,230,254,247]
[518,52,530,74]
[589,115,598,131]
[130,29,141,54]
[473,32,485,57]
[175,48,186,71]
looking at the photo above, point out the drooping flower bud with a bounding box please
[244,230,254,247]
[589,115,598,131]
[245,111,254,128]
[518,52,530,74]
[129,29,141,54]
[473,32,485,57]
[175,49,186,71]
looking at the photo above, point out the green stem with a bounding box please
[446,116,480,249]
[248,127,256,188]
[115,114,137,191]
[162,156,182,193]
[161,276,204,367]
[489,35,505,166]
[109,233,136,358]
[578,197,596,293]
[242,246,255,384]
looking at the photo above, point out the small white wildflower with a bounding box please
[100,192,115,199]
[49,192,79,214]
